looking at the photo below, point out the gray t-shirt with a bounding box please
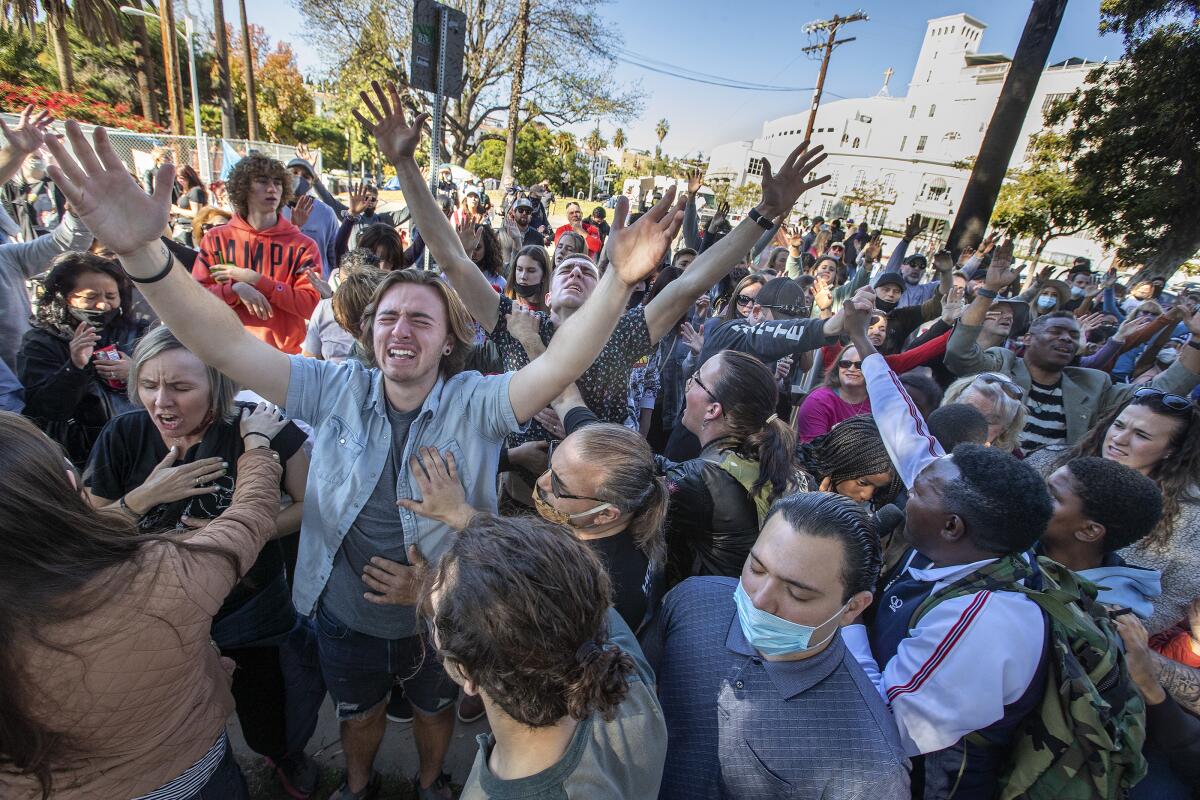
[321,403,420,639]
[460,611,667,799]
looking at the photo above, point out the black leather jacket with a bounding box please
[659,437,761,587]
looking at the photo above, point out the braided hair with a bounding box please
[796,414,901,507]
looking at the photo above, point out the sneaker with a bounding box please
[386,684,413,723]
[413,771,453,800]
[266,752,319,800]
[332,771,381,800]
[456,692,486,724]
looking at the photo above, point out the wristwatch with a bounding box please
[747,207,774,230]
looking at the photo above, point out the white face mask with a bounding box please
[1157,349,1179,366]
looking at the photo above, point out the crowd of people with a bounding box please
[2,83,1200,800]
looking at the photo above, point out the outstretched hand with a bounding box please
[984,238,1020,292]
[757,141,829,218]
[0,104,53,155]
[842,287,876,345]
[353,81,429,165]
[604,189,686,288]
[45,121,172,256]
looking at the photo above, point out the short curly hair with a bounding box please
[944,444,1053,554]
[225,153,291,218]
[1065,457,1163,552]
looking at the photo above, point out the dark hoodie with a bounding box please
[193,215,322,354]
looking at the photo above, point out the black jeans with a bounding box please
[224,645,288,760]
[186,737,248,800]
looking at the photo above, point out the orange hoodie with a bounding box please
[192,215,322,354]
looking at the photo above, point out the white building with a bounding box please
[706,13,1104,262]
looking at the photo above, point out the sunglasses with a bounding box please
[736,293,757,307]
[1133,387,1193,412]
[837,359,864,370]
[975,372,1024,400]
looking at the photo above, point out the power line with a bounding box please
[614,49,812,92]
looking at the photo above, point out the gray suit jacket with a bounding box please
[945,322,1200,443]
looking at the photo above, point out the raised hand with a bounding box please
[707,201,729,232]
[984,238,1020,291]
[353,80,429,165]
[397,446,473,530]
[957,246,976,267]
[44,121,172,256]
[757,141,829,218]
[456,214,482,257]
[680,321,704,355]
[295,142,313,162]
[291,194,314,229]
[69,321,100,368]
[941,285,966,323]
[978,231,998,256]
[604,188,686,288]
[233,283,273,320]
[904,213,924,241]
[786,226,804,251]
[686,166,704,195]
[1186,307,1200,338]
[862,233,883,262]
[1102,266,1118,289]
[0,104,53,155]
[347,181,370,216]
[932,249,954,275]
[1114,313,1157,341]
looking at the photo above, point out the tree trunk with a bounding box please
[131,14,159,124]
[945,0,1068,259]
[46,11,74,92]
[159,1,185,134]
[501,0,531,189]
[1131,228,1200,285]
[212,0,237,138]
[238,0,259,140]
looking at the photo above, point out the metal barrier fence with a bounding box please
[0,113,321,186]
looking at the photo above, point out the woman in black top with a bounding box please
[171,164,209,247]
[18,252,147,466]
[84,325,320,798]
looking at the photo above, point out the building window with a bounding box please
[841,133,849,145]
[883,173,896,192]
[900,136,907,151]
[916,135,928,153]
[747,157,764,177]
[852,137,860,148]
[929,104,937,117]
[1041,92,1071,115]
[853,169,866,190]
[909,105,916,119]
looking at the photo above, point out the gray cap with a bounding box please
[514,198,534,210]
[285,157,314,177]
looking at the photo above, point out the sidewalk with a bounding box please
[231,697,489,799]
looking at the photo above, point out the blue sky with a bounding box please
[247,0,1124,156]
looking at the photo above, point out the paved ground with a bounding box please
[230,696,490,799]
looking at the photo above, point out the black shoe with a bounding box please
[457,692,486,724]
[386,684,413,723]
[332,771,381,800]
[413,771,453,800]
[268,751,319,799]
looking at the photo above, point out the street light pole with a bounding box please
[801,11,869,142]
[121,7,210,183]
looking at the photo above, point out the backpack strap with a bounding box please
[907,553,1034,630]
[710,450,774,526]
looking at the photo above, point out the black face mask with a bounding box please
[292,176,311,198]
[69,306,120,327]
[874,298,898,314]
[513,281,542,299]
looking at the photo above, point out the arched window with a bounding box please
[929,104,937,117]
[852,137,861,148]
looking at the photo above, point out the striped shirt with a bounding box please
[1020,378,1067,451]
[132,731,227,800]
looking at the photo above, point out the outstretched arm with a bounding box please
[843,288,945,488]
[45,122,291,405]
[644,141,830,342]
[0,106,53,188]
[354,82,501,331]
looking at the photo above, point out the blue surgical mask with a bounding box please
[733,581,847,657]
[1070,286,1086,299]
[1036,295,1057,310]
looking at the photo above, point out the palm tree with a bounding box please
[583,126,607,200]
[655,117,669,158]
[2,0,121,92]
[612,127,626,152]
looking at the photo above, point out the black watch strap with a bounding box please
[747,207,773,230]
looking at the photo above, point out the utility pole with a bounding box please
[159,0,186,134]
[946,0,1068,257]
[212,0,237,138]
[501,0,531,190]
[801,11,868,142]
[238,0,259,140]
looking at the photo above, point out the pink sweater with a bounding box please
[797,386,871,443]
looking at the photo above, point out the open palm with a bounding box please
[45,122,171,255]
[0,105,52,154]
[758,141,830,218]
[605,189,687,287]
[353,81,428,165]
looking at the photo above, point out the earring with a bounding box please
[443,346,453,355]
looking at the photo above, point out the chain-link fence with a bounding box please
[0,113,321,186]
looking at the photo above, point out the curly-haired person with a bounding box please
[191,153,321,354]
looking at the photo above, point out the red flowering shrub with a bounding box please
[1,82,160,132]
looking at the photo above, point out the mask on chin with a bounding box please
[513,282,542,300]
[69,306,119,327]
[874,298,897,314]
[733,581,848,657]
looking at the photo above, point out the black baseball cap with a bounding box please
[875,272,906,291]
[754,277,808,318]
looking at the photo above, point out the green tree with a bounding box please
[991,130,1088,271]
[1049,1,1200,280]
[467,122,585,189]
[655,117,669,159]
[612,127,626,152]
[727,181,761,214]
[0,25,53,85]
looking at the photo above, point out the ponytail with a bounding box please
[746,414,798,501]
[710,350,797,500]
[566,637,635,722]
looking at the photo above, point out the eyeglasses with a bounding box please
[837,359,864,370]
[687,370,718,403]
[736,293,757,307]
[975,372,1025,400]
[1133,387,1193,412]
